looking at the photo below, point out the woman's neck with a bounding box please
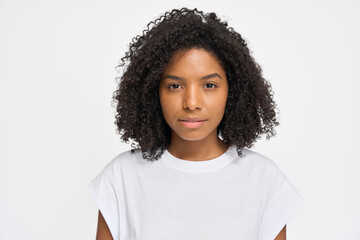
[166,134,229,161]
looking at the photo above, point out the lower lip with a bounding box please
[179,120,205,128]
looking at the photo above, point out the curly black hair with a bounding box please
[112,7,279,161]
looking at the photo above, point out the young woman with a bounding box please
[89,8,303,240]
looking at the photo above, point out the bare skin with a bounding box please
[275,225,287,240]
[94,48,287,239]
[159,48,229,161]
[96,211,113,240]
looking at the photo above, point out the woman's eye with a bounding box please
[168,83,181,89]
[205,83,217,89]
[168,83,217,90]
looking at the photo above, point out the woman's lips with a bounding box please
[179,119,206,128]
[179,117,205,122]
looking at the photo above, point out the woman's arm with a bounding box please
[274,225,286,240]
[95,210,113,240]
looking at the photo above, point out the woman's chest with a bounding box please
[119,170,267,240]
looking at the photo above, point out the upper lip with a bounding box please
[179,117,206,122]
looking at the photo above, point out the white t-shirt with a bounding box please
[89,145,303,240]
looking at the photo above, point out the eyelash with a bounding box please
[168,83,218,90]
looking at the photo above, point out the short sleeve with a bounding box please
[259,177,304,240]
[89,167,120,240]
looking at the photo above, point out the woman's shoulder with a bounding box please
[107,147,143,165]
[240,148,280,169]
[238,148,289,184]
[100,148,143,177]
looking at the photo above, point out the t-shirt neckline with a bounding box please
[161,145,237,173]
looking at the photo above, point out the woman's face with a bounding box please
[159,48,228,143]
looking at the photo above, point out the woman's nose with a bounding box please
[183,86,202,111]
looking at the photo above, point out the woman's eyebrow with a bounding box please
[162,73,222,80]
[201,73,222,80]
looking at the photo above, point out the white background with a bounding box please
[0,0,359,239]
